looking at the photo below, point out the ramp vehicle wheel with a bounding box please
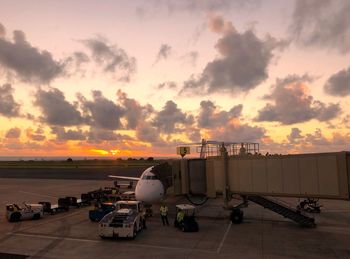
[33,213,41,220]
[132,224,137,239]
[138,221,143,232]
[10,212,21,222]
[230,209,243,224]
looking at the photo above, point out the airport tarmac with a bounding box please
[1,178,350,258]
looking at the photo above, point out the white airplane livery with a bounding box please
[109,166,165,204]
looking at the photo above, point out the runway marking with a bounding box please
[19,191,57,199]
[9,233,216,254]
[10,233,100,244]
[216,221,232,254]
[31,218,71,258]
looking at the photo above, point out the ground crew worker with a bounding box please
[239,143,246,155]
[160,204,169,226]
[177,209,185,224]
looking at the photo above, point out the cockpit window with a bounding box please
[142,174,158,180]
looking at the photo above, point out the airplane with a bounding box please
[108,163,172,204]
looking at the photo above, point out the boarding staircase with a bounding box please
[247,195,316,227]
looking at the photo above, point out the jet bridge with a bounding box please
[204,151,350,200]
[171,151,350,226]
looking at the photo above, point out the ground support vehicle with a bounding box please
[174,204,199,232]
[87,187,119,203]
[63,196,89,208]
[102,194,122,203]
[120,191,136,201]
[39,201,69,214]
[89,202,116,222]
[99,190,136,204]
[98,201,144,239]
[114,180,134,190]
[297,198,322,213]
[87,189,104,201]
[6,203,44,222]
[103,187,119,195]
[80,193,92,206]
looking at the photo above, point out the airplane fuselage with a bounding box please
[109,166,165,204]
[134,166,164,204]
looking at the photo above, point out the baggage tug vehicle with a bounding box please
[98,201,145,239]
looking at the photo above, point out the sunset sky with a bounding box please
[0,0,349,158]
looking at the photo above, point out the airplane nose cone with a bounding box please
[135,180,164,204]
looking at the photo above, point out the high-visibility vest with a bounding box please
[160,206,168,216]
[177,211,184,222]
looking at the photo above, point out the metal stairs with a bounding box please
[247,195,316,227]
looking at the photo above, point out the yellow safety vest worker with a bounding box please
[177,211,184,222]
[160,206,168,216]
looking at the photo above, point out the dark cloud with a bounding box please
[117,90,153,129]
[34,88,84,126]
[136,0,259,16]
[5,127,21,139]
[198,100,242,128]
[188,129,201,142]
[0,23,5,37]
[0,26,64,83]
[135,123,163,144]
[181,15,287,95]
[324,67,350,96]
[255,75,341,124]
[78,90,124,130]
[87,128,132,143]
[287,127,303,144]
[26,127,46,141]
[64,51,90,77]
[153,100,194,133]
[0,84,20,118]
[342,115,350,129]
[51,126,86,141]
[208,123,265,143]
[154,44,172,64]
[157,81,177,90]
[73,51,90,65]
[283,128,347,152]
[290,0,350,53]
[82,37,136,81]
[304,128,329,146]
[182,51,199,67]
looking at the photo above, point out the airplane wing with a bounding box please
[108,175,140,181]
